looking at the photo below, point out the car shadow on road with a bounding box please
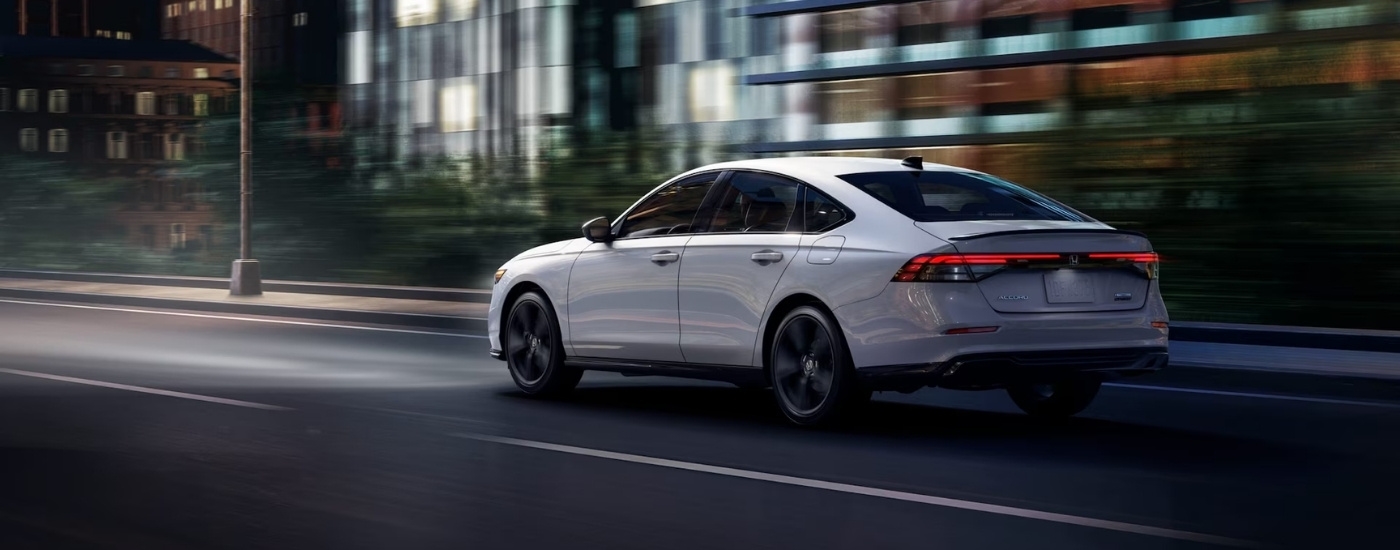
[506,383,1325,475]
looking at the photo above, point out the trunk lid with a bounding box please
[916,220,1155,314]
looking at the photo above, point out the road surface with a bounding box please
[0,298,1396,550]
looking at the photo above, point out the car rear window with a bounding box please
[837,170,1089,222]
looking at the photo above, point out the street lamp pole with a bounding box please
[230,0,262,295]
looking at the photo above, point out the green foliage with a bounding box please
[1038,43,1400,329]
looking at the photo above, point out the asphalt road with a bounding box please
[1,298,1397,550]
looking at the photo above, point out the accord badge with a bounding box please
[998,295,1029,301]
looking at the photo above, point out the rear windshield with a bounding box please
[837,171,1089,223]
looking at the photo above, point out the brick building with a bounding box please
[161,0,342,164]
[1,0,160,39]
[0,35,238,250]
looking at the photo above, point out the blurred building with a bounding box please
[161,0,343,162]
[341,0,783,168]
[1,0,161,39]
[739,0,1400,182]
[0,35,238,250]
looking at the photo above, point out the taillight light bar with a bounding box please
[892,252,1160,282]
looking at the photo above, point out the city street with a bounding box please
[0,299,1396,550]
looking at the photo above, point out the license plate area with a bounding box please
[1044,270,1095,304]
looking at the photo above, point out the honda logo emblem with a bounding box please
[1069,255,1079,266]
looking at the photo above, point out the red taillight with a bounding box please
[1090,252,1160,280]
[893,253,1060,282]
[893,252,1160,282]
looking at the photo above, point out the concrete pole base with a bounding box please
[230,259,263,296]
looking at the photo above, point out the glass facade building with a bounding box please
[342,0,784,168]
[741,0,1400,181]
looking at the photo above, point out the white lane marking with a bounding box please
[1104,383,1400,409]
[0,298,488,339]
[0,367,293,411]
[452,432,1262,549]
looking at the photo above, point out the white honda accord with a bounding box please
[488,156,1169,426]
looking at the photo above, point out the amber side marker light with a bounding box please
[1152,321,1169,329]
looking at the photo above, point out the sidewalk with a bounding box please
[0,276,1395,381]
[0,277,486,330]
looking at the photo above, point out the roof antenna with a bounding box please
[901,156,923,170]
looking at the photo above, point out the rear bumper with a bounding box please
[858,346,1168,392]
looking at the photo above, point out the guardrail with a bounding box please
[2,268,1396,354]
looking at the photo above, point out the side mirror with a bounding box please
[582,217,613,243]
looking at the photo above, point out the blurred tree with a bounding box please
[0,155,170,273]
[190,80,380,283]
[535,126,687,243]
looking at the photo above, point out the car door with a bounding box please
[678,170,803,367]
[566,173,720,362]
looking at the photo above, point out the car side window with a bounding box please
[617,175,718,239]
[801,187,848,233]
[701,171,801,233]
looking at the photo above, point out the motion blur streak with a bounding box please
[454,432,1263,549]
[0,298,487,338]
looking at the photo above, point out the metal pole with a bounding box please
[230,0,261,295]
[240,0,252,261]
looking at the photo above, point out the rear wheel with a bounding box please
[769,305,869,427]
[1007,377,1101,418]
[505,291,581,397]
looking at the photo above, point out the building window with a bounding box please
[440,82,477,132]
[293,12,309,27]
[18,89,38,112]
[170,224,188,250]
[96,29,110,38]
[222,70,236,79]
[165,133,185,160]
[187,1,197,12]
[819,10,872,53]
[141,225,156,248]
[117,31,132,40]
[48,90,69,113]
[165,67,180,78]
[396,0,439,27]
[139,66,154,78]
[193,94,210,116]
[193,67,209,79]
[136,92,156,115]
[48,63,66,75]
[19,129,39,152]
[164,94,182,115]
[982,16,1034,39]
[78,64,95,76]
[48,129,69,153]
[107,131,129,159]
[897,2,945,46]
[1173,0,1233,22]
[166,3,180,17]
[1073,6,1132,31]
[817,80,889,124]
[0,88,9,111]
[108,65,126,77]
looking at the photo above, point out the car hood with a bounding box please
[510,238,582,262]
[914,220,1115,242]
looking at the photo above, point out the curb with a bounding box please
[0,287,487,332]
[0,269,492,304]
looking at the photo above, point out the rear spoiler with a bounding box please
[947,228,1148,242]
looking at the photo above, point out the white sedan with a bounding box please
[488,157,1169,426]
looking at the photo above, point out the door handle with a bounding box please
[651,251,680,264]
[750,251,784,264]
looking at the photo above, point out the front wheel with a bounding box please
[769,305,869,427]
[505,291,581,397]
[1006,377,1101,418]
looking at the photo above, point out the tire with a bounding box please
[504,291,581,397]
[1006,377,1102,418]
[768,305,870,427]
